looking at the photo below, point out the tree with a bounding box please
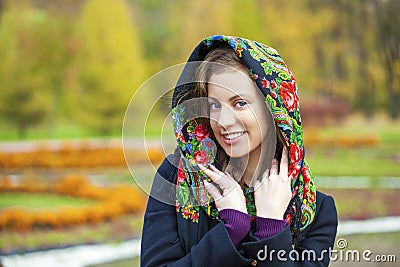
[178,0,233,61]
[259,0,335,97]
[133,0,183,70]
[231,0,265,43]
[0,2,53,138]
[70,0,146,135]
[326,0,377,117]
[374,0,400,118]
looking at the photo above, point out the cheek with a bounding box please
[242,109,259,128]
[209,120,219,135]
[247,108,269,139]
[257,118,269,140]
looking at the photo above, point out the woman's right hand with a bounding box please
[199,164,248,214]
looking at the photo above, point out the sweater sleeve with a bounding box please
[219,209,251,247]
[254,217,287,239]
[140,156,258,267]
[238,192,338,267]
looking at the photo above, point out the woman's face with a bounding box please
[207,68,269,158]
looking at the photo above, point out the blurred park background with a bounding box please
[0,0,399,266]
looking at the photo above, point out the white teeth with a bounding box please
[223,132,245,140]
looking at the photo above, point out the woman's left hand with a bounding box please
[254,146,292,220]
[198,164,248,214]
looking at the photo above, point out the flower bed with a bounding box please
[304,132,378,148]
[0,145,165,169]
[0,175,146,232]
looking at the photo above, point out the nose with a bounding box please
[215,104,237,128]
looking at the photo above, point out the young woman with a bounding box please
[141,35,338,266]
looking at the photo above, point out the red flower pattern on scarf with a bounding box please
[280,81,299,112]
[262,77,270,88]
[177,167,186,183]
[193,124,209,142]
[289,142,303,180]
[194,150,209,165]
[290,142,303,163]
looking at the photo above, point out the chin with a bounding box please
[223,148,250,159]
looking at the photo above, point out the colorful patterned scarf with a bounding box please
[172,35,316,240]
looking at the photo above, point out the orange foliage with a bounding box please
[0,175,48,193]
[0,176,13,191]
[0,145,164,169]
[304,131,379,148]
[0,209,35,232]
[0,175,146,232]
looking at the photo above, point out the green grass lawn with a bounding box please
[0,120,121,141]
[0,193,98,210]
[304,117,400,177]
[0,113,166,140]
[306,146,400,177]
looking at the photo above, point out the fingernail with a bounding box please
[272,159,278,164]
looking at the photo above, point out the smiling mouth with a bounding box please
[222,132,245,140]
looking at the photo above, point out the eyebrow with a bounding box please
[208,94,252,102]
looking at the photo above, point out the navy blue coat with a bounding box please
[141,156,338,266]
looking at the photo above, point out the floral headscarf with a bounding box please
[171,35,316,241]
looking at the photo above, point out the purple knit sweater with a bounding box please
[219,209,287,247]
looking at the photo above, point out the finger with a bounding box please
[197,163,206,169]
[254,179,261,191]
[280,146,289,177]
[209,164,224,176]
[206,164,234,180]
[209,165,235,183]
[198,163,223,184]
[262,168,270,180]
[207,164,237,190]
[197,163,212,176]
[270,158,278,175]
[204,180,222,200]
